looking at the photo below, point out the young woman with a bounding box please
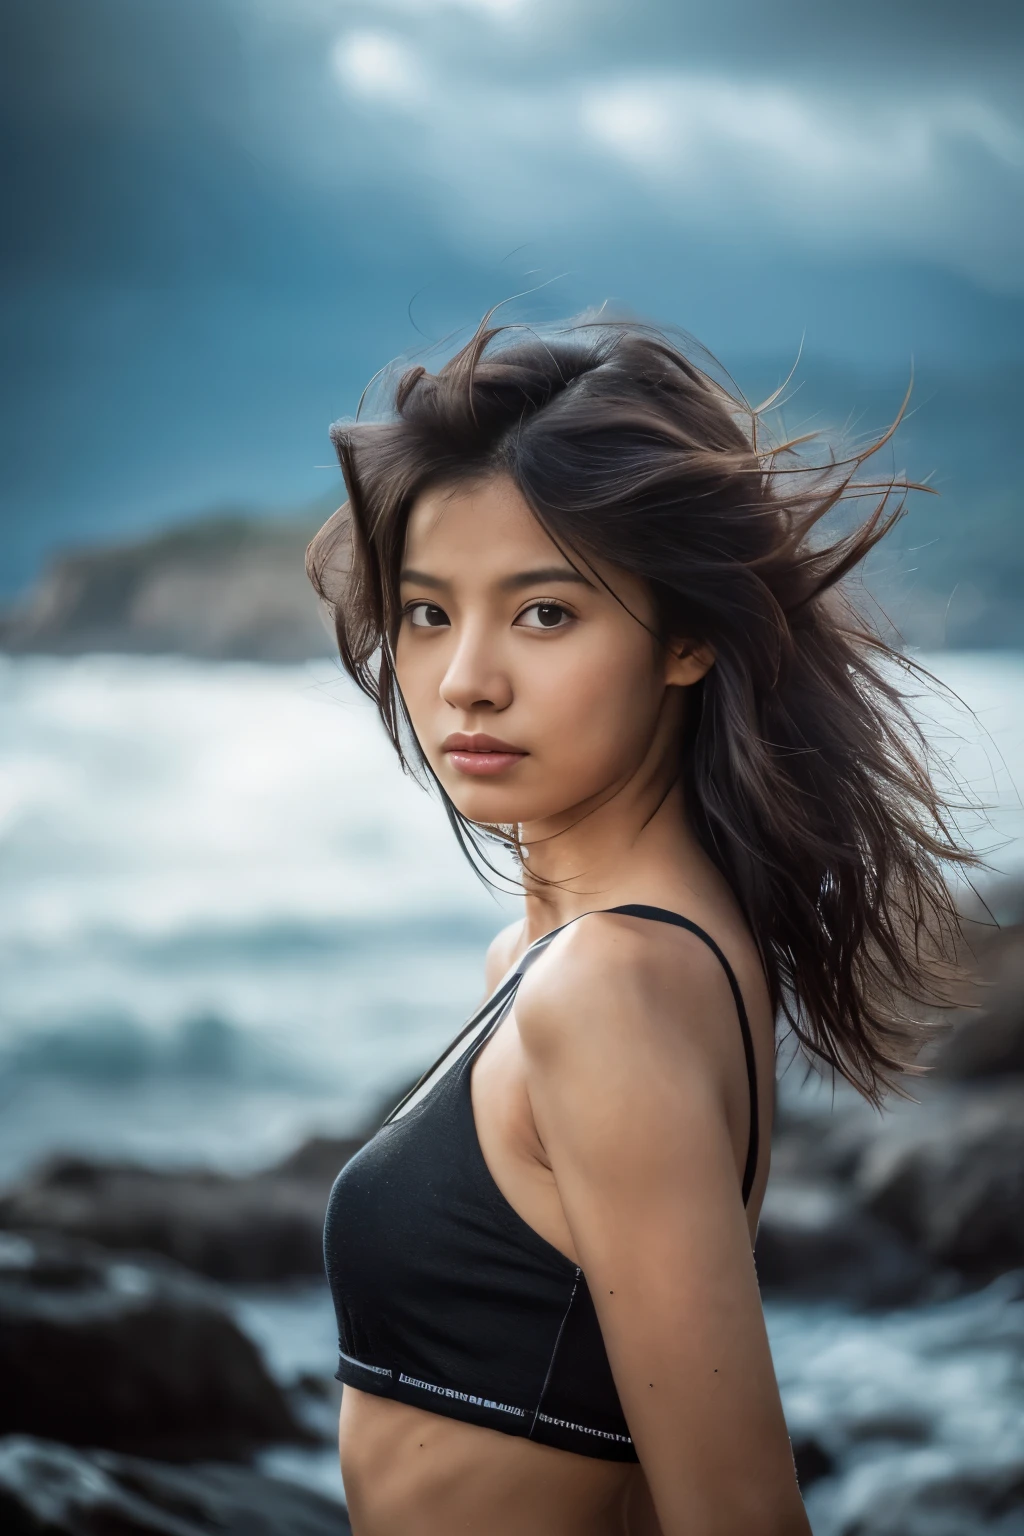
[308,316,970,1536]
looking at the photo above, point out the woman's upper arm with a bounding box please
[515,919,809,1536]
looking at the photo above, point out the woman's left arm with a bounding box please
[515,920,810,1536]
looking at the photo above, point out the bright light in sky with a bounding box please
[318,23,1023,292]
[580,76,1023,185]
[332,30,423,103]
[310,0,524,19]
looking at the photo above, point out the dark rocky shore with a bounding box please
[0,1436,353,1535]
[1,924,1022,1533]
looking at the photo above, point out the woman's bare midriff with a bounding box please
[339,1387,662,1536]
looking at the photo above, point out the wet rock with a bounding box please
[931,923,1024,1079]
[0,1123,374,1283]
[842,1409,932,1446]
[0,1155,349,1283]
[0,1090,406,1282]
[771,1120,873,1187]
[755,1181,934,1308]
[0,1436,351,1535]
[769,1095,882,1187]
[790,1432,835,1489]
[833,1453,1024,1536]
[857,1085,1024,1275]
[271,1133,371,1187]
[0,1233,312,1458]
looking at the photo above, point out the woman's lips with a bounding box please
[442,733,527,777]
[448,751,525,776]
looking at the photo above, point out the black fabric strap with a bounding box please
[386,903,761,1205]
[382,971,521,1126]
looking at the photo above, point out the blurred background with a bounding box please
[1,3,1022,1533]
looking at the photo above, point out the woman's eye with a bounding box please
[405,602,450,628]
[515,602,572,631]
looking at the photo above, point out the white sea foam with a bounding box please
[2,650,1022,1528]
[0,650,1021,1176]
[0,653,515,1174]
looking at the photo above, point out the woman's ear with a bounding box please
[665,640,715,687]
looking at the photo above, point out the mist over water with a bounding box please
[0,654,515,1177]
[1,650,1021,1179]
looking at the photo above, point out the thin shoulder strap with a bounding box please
[381,923,560,1127]
[385,905,761,1205]
[381,969,521,1126]
[607,904,761,1206]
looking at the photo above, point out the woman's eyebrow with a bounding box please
[399,565,595,593]
[498,566,595,593]
[399,568,448,589]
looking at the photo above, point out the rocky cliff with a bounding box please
[0,512,336,664]
[2,469,1022,661]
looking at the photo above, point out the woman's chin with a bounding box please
[439,778,551,831]
[444,785,530,827]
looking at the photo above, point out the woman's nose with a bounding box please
[438,628,513,714]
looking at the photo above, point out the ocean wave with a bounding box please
[0,908,499,968]
[1,1010,321,1089]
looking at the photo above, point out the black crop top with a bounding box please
[323,905,759,1463]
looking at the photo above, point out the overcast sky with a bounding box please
[2,0,1021,589]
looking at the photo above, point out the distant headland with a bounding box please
[0,511,336,664]
[0,478,1021,661]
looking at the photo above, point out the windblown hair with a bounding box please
[307,313,976,1103]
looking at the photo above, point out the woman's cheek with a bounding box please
[534,639,654,780]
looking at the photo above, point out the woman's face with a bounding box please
[394,475,707,831]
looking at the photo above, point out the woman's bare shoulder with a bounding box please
[515,907,748,1070]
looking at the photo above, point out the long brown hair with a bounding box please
[307,313,977,1103]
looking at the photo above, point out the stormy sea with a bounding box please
[2,651,1022,1534]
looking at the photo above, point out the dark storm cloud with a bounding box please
[1,0,327,283]
[4,0,1022,288]
[1,0,1021,592]
[280,0,1023,292]
[564,0,1024,71]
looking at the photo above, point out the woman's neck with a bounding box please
[517,774,710,945]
